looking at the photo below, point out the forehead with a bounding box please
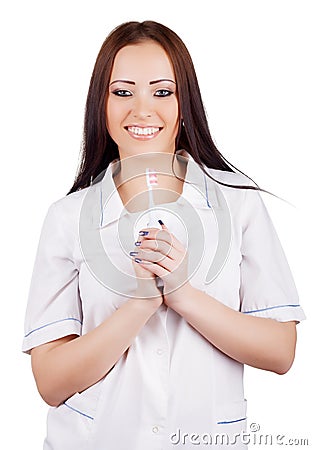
[110,41,175,81]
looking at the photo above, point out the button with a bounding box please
[156,348,164,355]
[152,426,159,433]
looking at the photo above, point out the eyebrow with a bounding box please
[150,79,176,85]
[109,78,176,86]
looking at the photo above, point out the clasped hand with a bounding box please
[130,221,191,307]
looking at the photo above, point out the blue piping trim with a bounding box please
[203,175,211,208]
[24,318,82,338]
[243,304,301,315]
[217,417,247,425]
[63,402,94,420]
[100,187,104,227]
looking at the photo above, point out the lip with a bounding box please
[124,125,163,141]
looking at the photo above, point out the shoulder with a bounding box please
[40,184,103,250]
[203,167,258,206]
[52,186,90,211]
[47,184,100,228]
[205,167,256,189]
[202,167,263,225]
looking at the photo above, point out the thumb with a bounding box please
[158,219,167,229]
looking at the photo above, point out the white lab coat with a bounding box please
[22,150,305,449]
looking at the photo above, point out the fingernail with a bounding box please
[135,241,141,246]
[138,231,149,236]
[134,258,142,263]
[129,251,138,256]
[158,219,164,225]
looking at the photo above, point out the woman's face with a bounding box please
[106,41,179,159]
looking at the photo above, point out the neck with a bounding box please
[112,150,188,181]
[111,150,189,212]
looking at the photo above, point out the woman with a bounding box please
[22,21,305,449]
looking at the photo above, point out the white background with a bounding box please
[1,0,311,448]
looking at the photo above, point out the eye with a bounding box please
[112,89,132,97]
[154,89,174,97]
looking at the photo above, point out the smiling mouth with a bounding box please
[125,126,163,139]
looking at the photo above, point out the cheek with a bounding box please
[161,99,179,129]
[106,99,118,132]
[106,98,128,133]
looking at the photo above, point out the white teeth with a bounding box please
[128,126,160,135]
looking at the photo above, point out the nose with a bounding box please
[132,93,152,119]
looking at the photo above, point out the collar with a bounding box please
[81,150,232,286]
[97,149,221,229]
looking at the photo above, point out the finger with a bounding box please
[157,222,186,253]
[136,259,169,278]
[139,239,178,261]
[138,222,186,254]
[134,249,168,266]
[131,256,156,279]
[135,247,183,274]
[134,227,161,250]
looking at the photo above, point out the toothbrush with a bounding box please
[145,168,162,228]
[145,168,164,291]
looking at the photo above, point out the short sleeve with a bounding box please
[22,202,82,354]
[239,188,306,323]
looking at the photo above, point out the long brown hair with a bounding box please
[67,21,271,196]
